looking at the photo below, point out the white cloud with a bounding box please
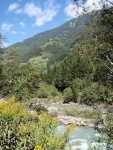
[3,41,9,47]
[34,0,60,26]
[12,30,17,34]
[65,3,82,18]
[23,0,60,26]
[34,3,59,26]
[8,0,60,26]
[83,0,105,11]
[15,8,23,14]
[24,2,42,17]
[8,3,19,12]
[65,0,113,18]
[19,22,26,28]
[1,23,13,32]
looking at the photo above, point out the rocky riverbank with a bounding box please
[47,106,96,128]
[57,115,94,127]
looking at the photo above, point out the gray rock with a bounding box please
[57,116,94,127]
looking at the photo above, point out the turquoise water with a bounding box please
[56,126,95,140]
[42,102,112,149]
[55,125,112,150]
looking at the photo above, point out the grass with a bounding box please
[65,108,101,119]
[28,56,48,64]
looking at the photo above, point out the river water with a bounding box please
[55,125,112,150]
[41,102,113,149]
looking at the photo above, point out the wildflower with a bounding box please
[67,124,76,133]
[35,145,42,150]
[32,110,38,116]
[111,139,113,144]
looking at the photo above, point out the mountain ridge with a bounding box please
[8,13,92,63]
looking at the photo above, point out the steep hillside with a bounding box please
[8,13,92,62]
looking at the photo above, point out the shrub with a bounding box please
[1,64,40,101]
[63,87,73,103]
[71,78,86,102]
[36,84,49,98]
[51,87,58,97]
[0,96,35,149]
[0,97,75,150]
[81,82,107,105]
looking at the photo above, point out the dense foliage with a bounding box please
[0,63,40,100]
[46,7,113,106]
[0,97,75,150]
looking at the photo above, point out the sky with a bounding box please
[0,0,112,47]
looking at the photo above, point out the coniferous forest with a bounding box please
[0,1,113,150]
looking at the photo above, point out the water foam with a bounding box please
[66,139,89,150]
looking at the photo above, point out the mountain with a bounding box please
[8,13,92,63]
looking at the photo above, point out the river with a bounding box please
[55,125,112,150]
[41,102,113,150]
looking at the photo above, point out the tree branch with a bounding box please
[95,58,113,73]
[106,55,113,65]
[108,0,113,5]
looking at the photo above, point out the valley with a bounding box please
[0,4,113,150]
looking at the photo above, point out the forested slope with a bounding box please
[8,13,92,62]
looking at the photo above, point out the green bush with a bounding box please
[63,87,73,103]
[0,97,75,150]
[37,89,48,98]
[51,87,58,97]
[70,78,86,102]
[81,82,107,105]
[1,63,40,101]
[37,86,49,98]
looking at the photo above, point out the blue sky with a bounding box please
[0,0,111,47]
